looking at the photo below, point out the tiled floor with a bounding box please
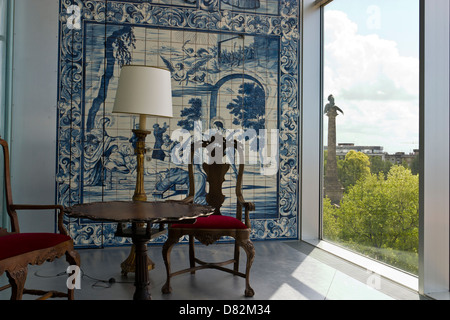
[0,241,425,300]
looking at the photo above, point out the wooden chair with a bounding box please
[161,138,256,297]
[0,138,80,300]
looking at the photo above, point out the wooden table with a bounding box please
[65,201,213,300]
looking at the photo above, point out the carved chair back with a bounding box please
[185,137,245,218]
[0,139,19,233]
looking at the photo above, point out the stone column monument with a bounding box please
[324,95,344,205]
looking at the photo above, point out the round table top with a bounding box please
[65,201,214,223]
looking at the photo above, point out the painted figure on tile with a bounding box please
[103,143,137,189]
[160,40,217,86]
[161,134,177,161]
[155,165,207,204]
[161,56,210,86]
[218,35,256,68]
[151,96,208,202]
[152,123,169,160]
[84,123,136,187]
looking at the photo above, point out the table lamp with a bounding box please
[113,65,173,202]
[113,66,173,276]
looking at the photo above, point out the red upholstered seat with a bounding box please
[0,233,72,260]
[171,215,248,230]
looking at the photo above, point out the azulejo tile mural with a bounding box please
[58,0,300,248]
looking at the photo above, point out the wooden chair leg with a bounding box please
[6,267,27,300]
[238,238,255,297]
[65,249,81,300]
[66,249,81,267]
[233,241,240,272]
[161,233,180,294]
[189,236,196,274]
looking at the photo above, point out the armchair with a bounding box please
[0,138,80,300]
[161,138,256,297]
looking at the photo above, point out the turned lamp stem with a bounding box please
[132,115,151,202]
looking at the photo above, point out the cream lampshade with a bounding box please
[113,65,173,130]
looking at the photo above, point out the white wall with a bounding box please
[10,0,59,232]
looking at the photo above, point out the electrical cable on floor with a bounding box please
[33,268,133,289]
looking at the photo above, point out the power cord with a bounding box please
[33,268,133,289]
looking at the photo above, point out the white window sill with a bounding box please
[304,239,419,292]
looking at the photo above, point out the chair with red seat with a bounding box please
[0,138,80,300]
[161,138,256,297]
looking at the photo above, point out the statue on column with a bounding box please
[324,95,344,205]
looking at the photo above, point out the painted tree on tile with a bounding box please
[227,82,265,131]
[86,26,136,132]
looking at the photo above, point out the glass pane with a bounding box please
[0,0,5,36]
[322,0,420,275]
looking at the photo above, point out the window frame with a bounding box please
[300,0,450,297]
[0,0,6,136]
[0,0,13,230]
[0,0,13,142]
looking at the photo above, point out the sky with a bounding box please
[323,0,420,154]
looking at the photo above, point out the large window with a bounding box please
[321,0,420,275]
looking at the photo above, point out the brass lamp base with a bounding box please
[121,127,152,275]
[121,244,155,276]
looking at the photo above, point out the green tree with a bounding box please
[370,156,393,177]
[383,166,419,252]
[322,197,340,242]
[332,165,419,273]
[337,150,371,191]
[410,154,420,175]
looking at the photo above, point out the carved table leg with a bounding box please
[132,238,151,300]
[121,244,155,276]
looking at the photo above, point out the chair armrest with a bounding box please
[237,196,255,212]
[166,196,194,204]
[9,204,68,236]
[236,195,255,228]
[0,228,11,237]
[164,195,195,204]
[181,196,195,203]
